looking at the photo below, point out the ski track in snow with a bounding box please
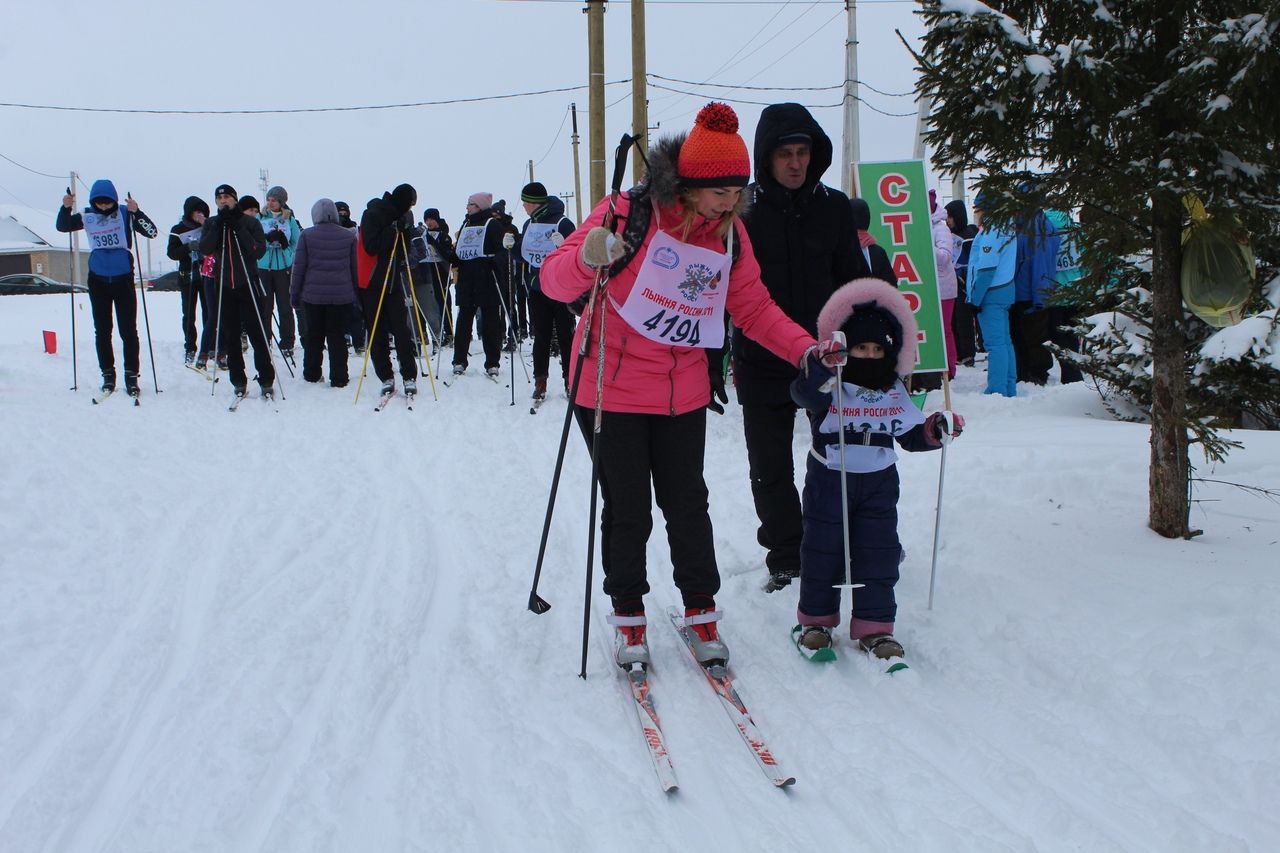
[1,294,1276,851]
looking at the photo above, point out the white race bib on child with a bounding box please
[819,380,925,473]
[83,210,128,251]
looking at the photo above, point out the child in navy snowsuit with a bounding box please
[791,278,964,660]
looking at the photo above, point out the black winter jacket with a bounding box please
[451,210,504,308]
[360,194,413,290]
[198,205,267,291]
[736,103,863,407]
[166,196,211,281]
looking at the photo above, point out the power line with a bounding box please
[646,82,917,117]
[0,151,65,179]
[649,73,843,92]
[0,80,632,116]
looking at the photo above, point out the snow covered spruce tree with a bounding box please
[914,1,1280,538]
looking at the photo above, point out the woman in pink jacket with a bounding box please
[541,103,816,670]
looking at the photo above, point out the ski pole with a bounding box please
[353,231,399,404]
[67,186,78,391]
[211,232,227,397]
[399,231,438,400]
[128,194,161,394]
[927,374,956,610]
[231,233,287,400]
[579,132,640,680]
[828,331,858,592]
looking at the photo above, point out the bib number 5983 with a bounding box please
[643,309,701,346]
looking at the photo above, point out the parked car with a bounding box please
[146,271,183,291]
[0,273,88,295]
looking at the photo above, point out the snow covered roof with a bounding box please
[0,204,63,250]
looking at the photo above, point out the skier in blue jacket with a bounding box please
[57,180,159,397]
[967,194,1019,397]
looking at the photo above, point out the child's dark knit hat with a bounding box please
[238,195,261,212]
[817,277,920,378]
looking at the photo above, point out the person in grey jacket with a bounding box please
[291,198,360,387]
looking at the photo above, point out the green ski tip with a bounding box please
[885,662,910,675]
[791,625,837,663]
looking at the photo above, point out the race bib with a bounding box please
[421,232,443,263]
[456,225,489,261]
[819,381,925,473]
[521,222,559,269]
[83,210,128,251]
[613,225,731,349]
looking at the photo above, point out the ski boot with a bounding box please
[403,378,417,396]
[124,371,140,398]
[858,633,905,660]
[216,353,229,371]
[486,366,501,378]
[184,350,195,366]
[261,384,275,401]
[684,607,729,667]
[232,384,247,399]
[532,377,547,401]
[608,610,649,670]
[380,380,395,396]
[762,566,799,593]
[452,364,465,376]
[100,371,116,393]
[797,625,833,652]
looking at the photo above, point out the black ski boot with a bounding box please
[124,371,140,398]
[100,371,116,393]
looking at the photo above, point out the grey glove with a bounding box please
[502,233,516,250]
[550,231,565,248]
[580,227,625,268]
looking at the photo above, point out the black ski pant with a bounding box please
[218,282,275,390]
[360,279,417,383]
[1048,304,1083,383]
[952,275,978,363]
[741,401,804,577]
[452,304,503,371]
[87,271,140,379]
[261,268,295,349]
[179,272,204,354]
[575,406,719,611]
[1012,301,1053,385]
[302,302,353,387]
[529,288,575,384]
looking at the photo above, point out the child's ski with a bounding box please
[790,625,837,663]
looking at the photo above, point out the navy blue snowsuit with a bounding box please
[790,353,940,638]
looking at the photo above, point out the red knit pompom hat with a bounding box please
[677,102,751,188]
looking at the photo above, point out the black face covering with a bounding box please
[839,356,898,392]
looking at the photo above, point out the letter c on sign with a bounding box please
[878,173,909,207]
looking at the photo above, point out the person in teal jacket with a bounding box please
[258,185,303,358]
[967,193,1018,396]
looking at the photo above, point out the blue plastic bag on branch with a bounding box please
[1181,194,1255,328]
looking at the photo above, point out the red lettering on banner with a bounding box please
[882,212,912,244]
[892,252,921,285]
[902,291,921,311]
[878,173,909,206]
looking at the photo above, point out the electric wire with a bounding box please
[0,151,65,179]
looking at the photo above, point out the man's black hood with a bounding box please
[752,103,833,193]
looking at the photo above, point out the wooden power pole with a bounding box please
[586,0,607,205]
[631,0,648,184]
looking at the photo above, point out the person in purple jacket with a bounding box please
[290,198,360,387]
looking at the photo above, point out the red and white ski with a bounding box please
[617,664,678,793]
[666,607,796,788]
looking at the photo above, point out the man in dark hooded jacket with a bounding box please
[166,196,210,364]
[737,103,864,592]
[360,183,420,395]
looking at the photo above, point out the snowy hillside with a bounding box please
[1,293,1276,852]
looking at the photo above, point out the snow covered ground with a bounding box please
[2,292,1276,852]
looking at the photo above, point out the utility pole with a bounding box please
[528,160,535,183]
[841,0,860,195]
[258,168,270,200]
[571,102,584,223]
[631,0,648,185]
[586,0,607,205]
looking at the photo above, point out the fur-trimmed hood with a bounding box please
[817,277,919,377]
[644,133,752,220]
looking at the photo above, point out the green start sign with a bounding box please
[854,160,947,374]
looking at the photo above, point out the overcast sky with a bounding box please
[2,0,929,270]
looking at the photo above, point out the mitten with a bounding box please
[925,411,965,445]
[550,231,565,248]
[502,233,516,250]
[580,227,624,268]
[816,338,847,368]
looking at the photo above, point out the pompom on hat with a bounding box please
[677,102,750,188]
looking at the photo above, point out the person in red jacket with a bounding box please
[540,102,816,670]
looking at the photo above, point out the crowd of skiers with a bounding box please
[60,98,1082,666]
